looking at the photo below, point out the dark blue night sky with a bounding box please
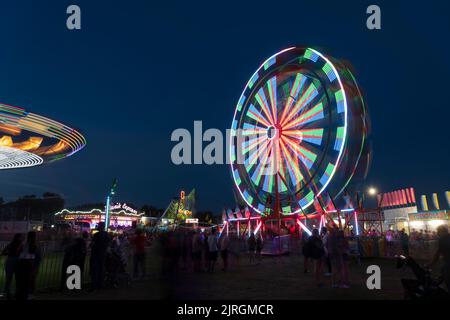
[0,0,449,211]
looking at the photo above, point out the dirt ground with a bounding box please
[38,249,429,300]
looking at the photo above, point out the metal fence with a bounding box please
[0,246,156,294]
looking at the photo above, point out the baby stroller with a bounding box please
[105,248,130,288]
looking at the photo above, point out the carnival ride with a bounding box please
[227,47,371,238]
[0,103,86,170]
[156,189,197,229]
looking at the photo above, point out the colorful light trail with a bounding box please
[0,103,86,169]
[230,47,369,217]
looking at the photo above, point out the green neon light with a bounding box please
[325,163,335,176]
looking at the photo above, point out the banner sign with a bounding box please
[408,210,449,221]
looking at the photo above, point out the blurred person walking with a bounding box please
[328,227,350,288]
[385,229,394,257]
[255,234,263,264]
[321,227,332,276]
[191,230,203,272]
[428,225,450,291]
[400,229,410,256]
[247,233,256,265]
[132,229,147,279]
[60,231,89,291]
[218,231,229,271]
[89,222,111,291]
[302,231,312,273]
[207,229,219,272]
[1,233,23,300]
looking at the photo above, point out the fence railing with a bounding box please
[1,246,155,294]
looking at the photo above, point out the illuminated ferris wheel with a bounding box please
[229,47,369,217]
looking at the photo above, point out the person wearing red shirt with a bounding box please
[132,229,147,279]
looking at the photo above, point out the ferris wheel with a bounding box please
[229,47,369,217]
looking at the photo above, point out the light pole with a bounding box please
[104,178,118,231]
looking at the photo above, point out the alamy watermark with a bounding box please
[66,265,81,290]
[170,121,294,175]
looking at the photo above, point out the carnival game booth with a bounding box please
[407,210,449,232]
[54,203,144,231]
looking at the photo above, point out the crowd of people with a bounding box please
[1,222,151,300]
[302,227,350,288]
[1,231,41,300]
[367,228,439,241]
[2,222,449,299]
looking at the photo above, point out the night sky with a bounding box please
[0,0,449,212]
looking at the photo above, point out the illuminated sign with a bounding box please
[186,218,198,224]
[109,203,138,214]
[408,210,449,221]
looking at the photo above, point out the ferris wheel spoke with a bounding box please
[242,122,268,136]
[247,104,271,127]
[250,141,272,186]
[274,142,288,194]
[279,73,307,124]
[242,135,267,155]
[255,88,275,125]
[292,92,327,129]
[266,76,278,124]
[245,138,271,169]
[280,82,318,127]
[283,128,324,146]
[279,139,304,185]
[282,135,317,171]
[283,102,324,131]
[261,147,275,193]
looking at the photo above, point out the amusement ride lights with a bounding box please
[0,103,86,169]
[229,47,369,217]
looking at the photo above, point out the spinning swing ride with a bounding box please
[0,103,86,170]
[229,47,370,235]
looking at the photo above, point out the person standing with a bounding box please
[60,235,75,291]
[15,231,41,300]
[247,233,256,265]
[255,234,263,264]
[218,232,229,271]
[191,230,203,272]
[60,231,89,291]
[72,233,88,277]
[307,229,325,286]
[321,227,332,276]
[328,227,350,288]
[399,229,410,256]
[1,233,23,300]
[89,222,110,291]
[302,231,311,273]
[132,229,147,279]
[207,229,219,272]
[385,229,394,257]
[428,225,450,291]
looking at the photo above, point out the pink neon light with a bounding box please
[410,187,416,203]
[402,189,407,205]
[254,221,262,235]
